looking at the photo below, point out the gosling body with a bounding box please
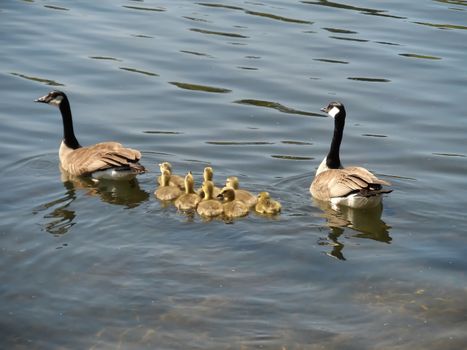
[155,170,182,201]
[157,162,185,190]
[197,181,223,218]
[255,192,281,215]
[218,187,249,219]
[175,172,201,210]
[225,176,257,208]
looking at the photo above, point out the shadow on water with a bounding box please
[33,168,149,235]
[313,199,391,260]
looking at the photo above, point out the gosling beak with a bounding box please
[217,193,224,200]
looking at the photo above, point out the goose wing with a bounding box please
[63,142,143,175]
[312,167,391,200]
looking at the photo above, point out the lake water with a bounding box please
[1,0,466,348]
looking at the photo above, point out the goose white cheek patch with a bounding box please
[50,95,63,106]
[328,106,340,118]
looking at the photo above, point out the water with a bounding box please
[1,0,466,348]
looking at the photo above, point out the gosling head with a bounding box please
[35,90,67,107]
[225,176,239,190]
[159,162,172,174]
[217,187,236,202]
[320,101,346,119]
[203,167,214,181]
[184,171,195,192]
[257,191,270,202]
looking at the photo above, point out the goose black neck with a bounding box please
[326,112,345,169]
[59,95,81,149]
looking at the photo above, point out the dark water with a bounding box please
[1,0,466,349]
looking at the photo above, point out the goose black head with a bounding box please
[321,101,346,119]
[35,90,66,107]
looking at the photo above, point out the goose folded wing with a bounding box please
[66,143,142,175]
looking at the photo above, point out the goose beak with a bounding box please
[320,107,327,113]
[34,95,47,103]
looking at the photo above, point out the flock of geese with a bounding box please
[35,90,392,217]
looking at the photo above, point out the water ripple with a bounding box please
[347,77,391,83]
[190,28,249,38]
[313,58,349,64]
[170,82,232,93]
[301,0,406,18]
[44,5,69,11]
[89,56,122,61]
[206,141,274,145]
[399,53,442,60]
[122,5,165,12]
[414,21,467,30]
[10,72,64,86]
[119,67,159,76]
[235,99,324,117]
[271,155,314,161]
[197,2,312,24]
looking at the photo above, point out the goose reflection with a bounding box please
[35,168,149,235]
[313,199,391,260]
[60,167,149,208]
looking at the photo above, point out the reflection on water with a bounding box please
[60,169,149,208]
[314,199,391,260]
[33,169,149,235]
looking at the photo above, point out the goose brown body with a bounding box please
[310,102,391,208]
[35,91,145,179]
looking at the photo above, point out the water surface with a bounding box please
[1,0,466,349]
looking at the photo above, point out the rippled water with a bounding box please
[1,0,466,349]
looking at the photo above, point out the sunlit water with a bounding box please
[1,0,466,349]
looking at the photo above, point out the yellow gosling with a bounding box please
[155,169,183,201]
[157,162,185,190]
[255,192,281,215]
[218,187,249,219]
[175,172,201,211]
[225,176,257,208]
[197,166,221,197]
[197,181,223,218]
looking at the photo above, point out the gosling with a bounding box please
[218,187,249,219]
[255,192,281,215]
[225,176,257,208]
[157,162,185,190]
[175,172,202,211]
[197,181,223,218]
[155,169,183,201]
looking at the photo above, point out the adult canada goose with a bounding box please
[155,169,183,201]
[157,162,185,190]
[197,167,221,198]
[310,102,392,209]
[255,192,281,215]
[225,176,257,208]
[217,187,249,219]
[35,90,145,180]
[197,181,223,218]
[174,172,201,210]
